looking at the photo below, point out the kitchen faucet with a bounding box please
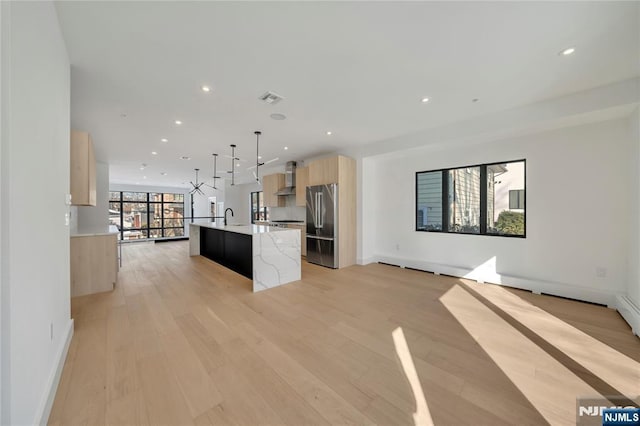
[224,208,234,226]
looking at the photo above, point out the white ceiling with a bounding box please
[55,1,640,187]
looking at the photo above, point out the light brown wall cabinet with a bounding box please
[307,155,357,268]
[295,166,309,207]
[70,130,97,206]
[308,157,340,186]
[70,234,118,297]
[263,173,286,207]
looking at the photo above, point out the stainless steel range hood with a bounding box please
[275,161,297,196]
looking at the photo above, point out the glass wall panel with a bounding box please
[416,171,442,231]
[487,161,525,236]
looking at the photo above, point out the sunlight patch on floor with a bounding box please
[460,281,640,398]
[440,284,598,425]
[392,327,434,426]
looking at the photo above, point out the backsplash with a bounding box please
[268,203,306,222]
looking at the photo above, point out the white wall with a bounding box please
[628,109,640,307]
[191,183,224,222]
[0,2,7,421]
[0,2,72,424]
[76,162,109,233]
[367,118,633,306]
[224,181,261,224]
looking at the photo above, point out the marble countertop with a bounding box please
[255,221,306,226]
[71,231,119,238]
[189,220,296,235]
[71,225,120,238]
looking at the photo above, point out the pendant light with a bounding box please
[229,144,236,186]
[211,153,221,189]
[247,131,278,182]
[254,131,262,183]
[189,168,205,195]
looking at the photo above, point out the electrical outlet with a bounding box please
[596,267,607,278]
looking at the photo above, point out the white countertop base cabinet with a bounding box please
[189,222,301,292]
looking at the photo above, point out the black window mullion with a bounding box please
[160,193,166,238]
[120,192,124,241]
[480,165,487,234]
[146,193,150,237]
[441,171,449,233]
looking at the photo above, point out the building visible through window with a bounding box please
[109,191,185,240]
[416,160,525,237]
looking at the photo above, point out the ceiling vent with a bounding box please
[259,91,284,105]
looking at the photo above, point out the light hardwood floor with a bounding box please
[49,241,640,426]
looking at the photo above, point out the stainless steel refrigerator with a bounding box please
[306,183,338,268]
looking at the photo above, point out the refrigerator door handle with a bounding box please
[306,235,333,241]
[317,192,323,228]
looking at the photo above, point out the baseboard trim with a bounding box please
[375,254,618,307]
[357,257,376,266]
[35,318,74,426]
[616,295,640,336]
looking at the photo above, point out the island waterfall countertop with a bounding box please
[189,221,301,292]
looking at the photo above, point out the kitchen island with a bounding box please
[189,221,301,292]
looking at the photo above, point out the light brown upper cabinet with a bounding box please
[70,130,96,206]
[308,156,340,186]
[307,155,357,268]
[295,166,309,207]
[262,173,285,207]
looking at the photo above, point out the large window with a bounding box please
[251,191,268,223]
[416,160,525,237]
[109,191,185,240]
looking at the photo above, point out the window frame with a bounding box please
[109,191,186,240]
[415,159,526,238]
[250,191,268,224]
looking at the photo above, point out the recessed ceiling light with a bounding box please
[326,131,332,135]
[143,176,147,179]
[236,163,240,167]
[180,156,190,160]
[270,113,286,120]
[175,120,182,125]
[201,85,211,92]
[151,151,158,155]
[284,147,289,150]
[161,172,167,176]
[258,155,262,159]
[161,138,168,143]
[560,47,576,56]
[421,97,430,103]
